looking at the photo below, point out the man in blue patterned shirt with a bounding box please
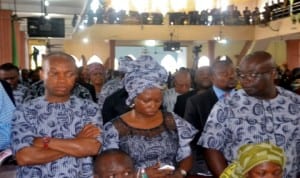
[0,81,15,150]
[11,52,102,178]
[198,51,300,178]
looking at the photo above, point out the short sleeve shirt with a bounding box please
[198,87,300,178]
[11,96,103,178]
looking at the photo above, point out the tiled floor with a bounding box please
[0,165,17,178]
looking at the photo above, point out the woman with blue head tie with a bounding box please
[103,55,197,178]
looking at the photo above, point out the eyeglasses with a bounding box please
[237,69,274,80]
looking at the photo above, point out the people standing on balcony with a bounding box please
[199,9,209,25]
[243,6,252,24]
[252,7,261,25]
[263,2,272,23]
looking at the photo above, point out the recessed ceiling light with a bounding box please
[82,38,89,44]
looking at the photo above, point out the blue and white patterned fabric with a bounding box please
[13,84,28,108]
[11,96,103,178]
[163,88,186,112]
[102,112,197,169]
[0,83,15,150]
[198,87,300,178]
[97,78,124,109]
[122,55,168,106]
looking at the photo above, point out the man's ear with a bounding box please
[39,69,44,80]
[271,68,278,80]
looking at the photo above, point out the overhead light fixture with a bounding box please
[44,14,50,19]
[82,38,89,44]
[213,30,227,44]
[44,0,49,6]
[145,40,156,46]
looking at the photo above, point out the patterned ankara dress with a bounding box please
[103,112,197,169]
[198,87,300,178]
[11,96,103,178]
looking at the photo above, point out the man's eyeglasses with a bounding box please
[236,68,275,80]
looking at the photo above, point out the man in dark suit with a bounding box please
[173,66,212,117]
[184,56,237,176]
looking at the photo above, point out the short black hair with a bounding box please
[42,52,76,67]
[210,56,233,74]
[0,63,19,72]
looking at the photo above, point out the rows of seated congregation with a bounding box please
[83,1,300,26]
[0,52,299,178]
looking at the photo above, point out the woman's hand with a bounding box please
[166,169,185,178]
[145,163,173,178]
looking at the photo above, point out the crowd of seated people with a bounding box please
[0,51,299,178]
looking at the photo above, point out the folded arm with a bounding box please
[16,124,101,166]
[35,124,101,157]
[16,146,66,166]
[36,137,101,157]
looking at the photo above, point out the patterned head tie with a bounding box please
[122,55,168,106]
[118,56,133,73]
[87,62,105,75]
[220,142,286,178]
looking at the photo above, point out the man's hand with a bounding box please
[77,124,101,138]
[33,137,44,148]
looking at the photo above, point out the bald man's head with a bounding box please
[238,51,277,99]
[94,149,135,178]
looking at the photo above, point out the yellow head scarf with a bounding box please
[220,143,286,178]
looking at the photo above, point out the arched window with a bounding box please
[161,54,177,73]
[71,55,82,67]
[198,56,210,68]
[87,55,103,65]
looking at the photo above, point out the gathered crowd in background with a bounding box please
[0,50,299,178]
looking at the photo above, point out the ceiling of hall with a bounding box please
[0,0,86,39]
[1,0,85,13]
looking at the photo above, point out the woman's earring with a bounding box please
[130,103,135,108]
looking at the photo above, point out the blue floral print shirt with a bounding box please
[198,87,300,178]
[11,96,103,178]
